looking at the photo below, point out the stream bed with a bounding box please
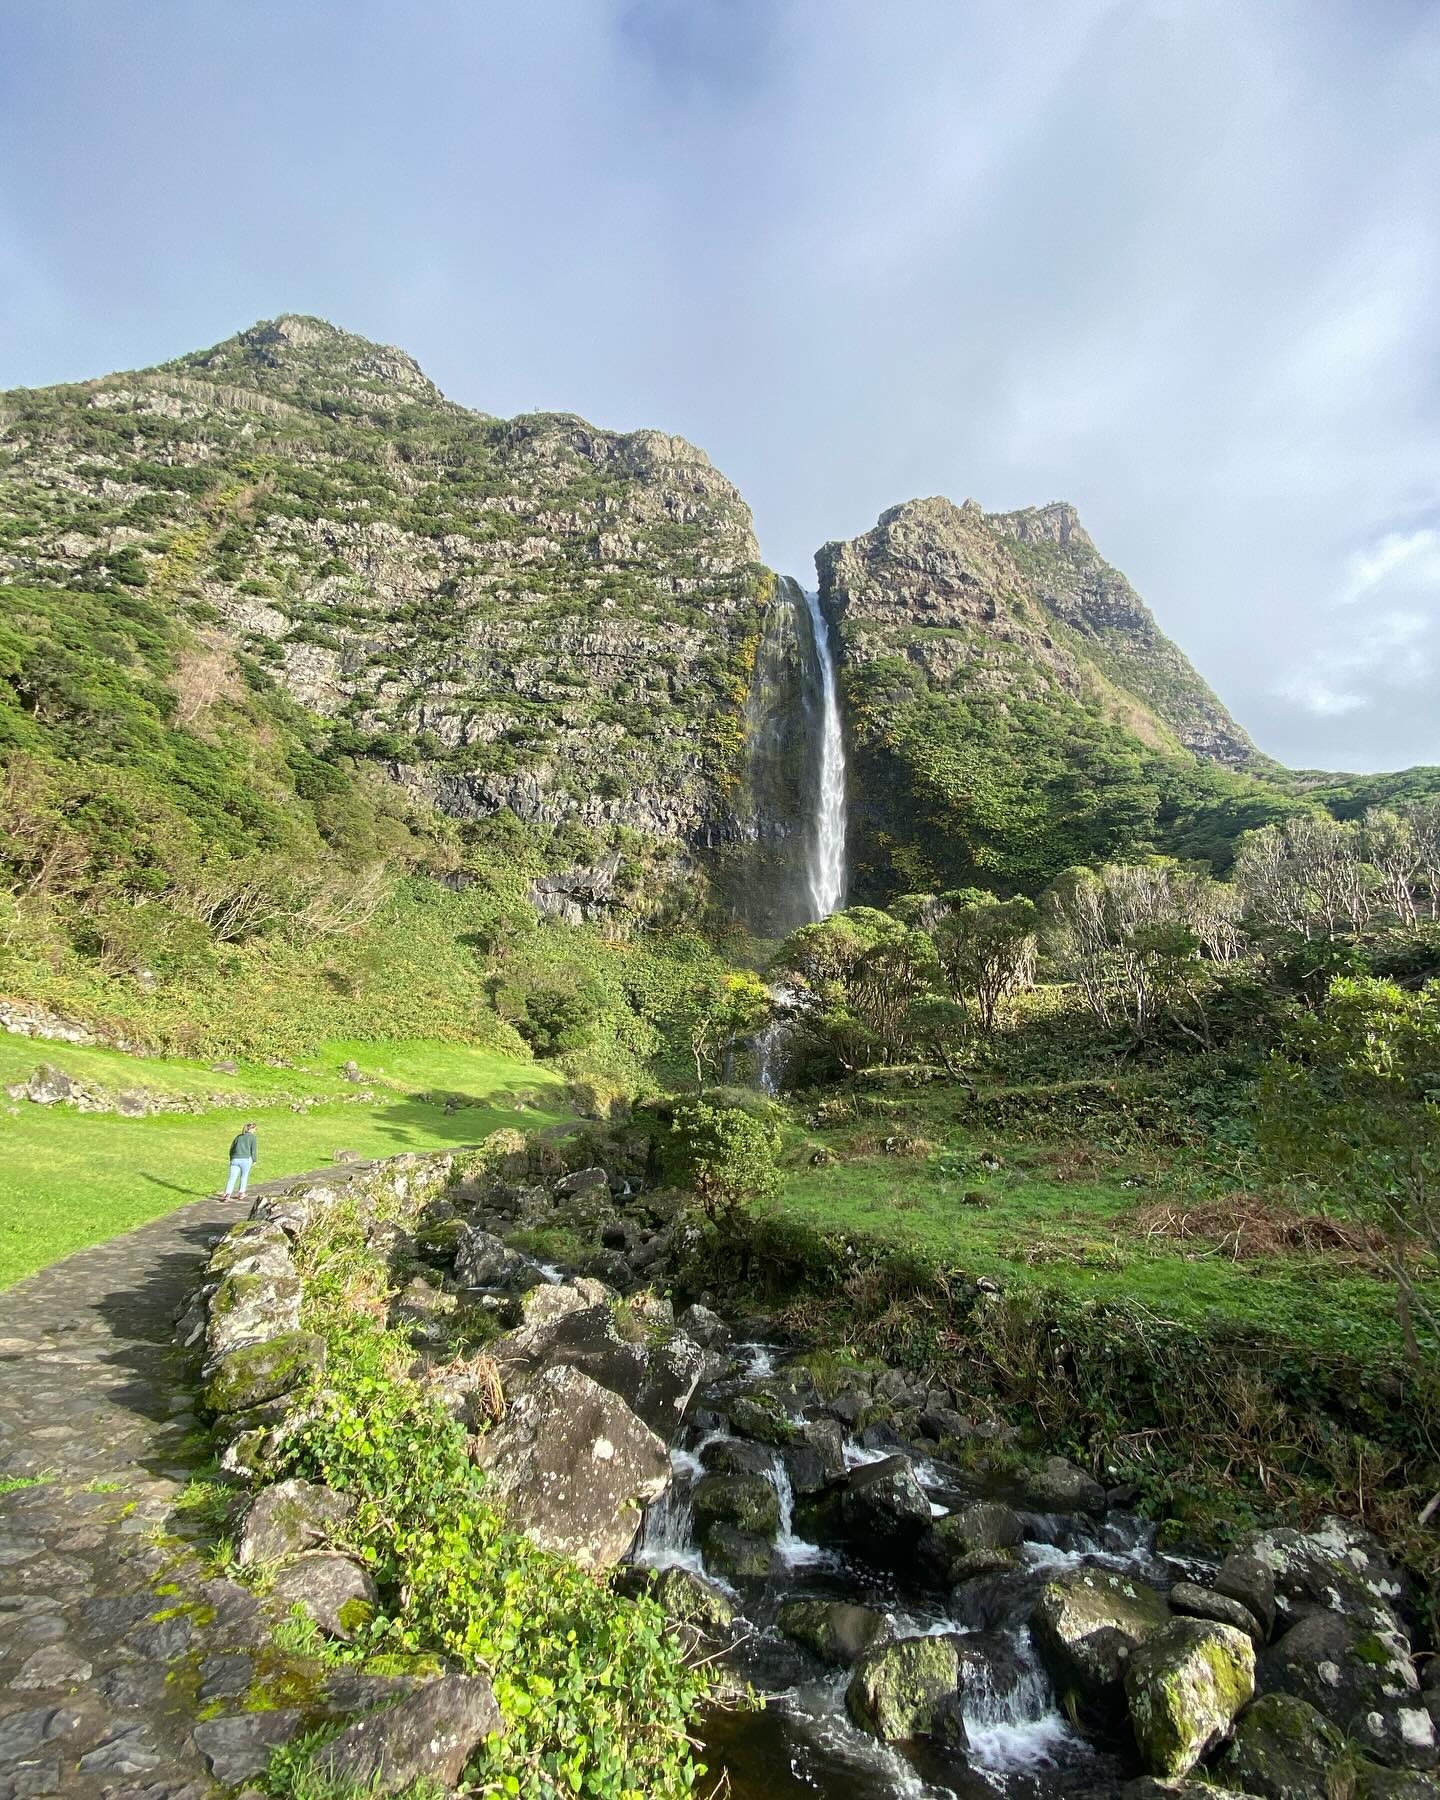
[632,1343,1204,1799]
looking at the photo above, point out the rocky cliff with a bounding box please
[0,315,769,849]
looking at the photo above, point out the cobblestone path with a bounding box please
[0,1185,315,1799]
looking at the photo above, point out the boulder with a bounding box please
[677,1303,731,1351]
[1169,1580,1265,1644]
[205,1253,303,1361]
[629,1566,735,1636]
[19,1064,75,1105]
[454,1225,542,1292]
[313,1674,502,1794]
[555,1166,609,1198]
[1125,1618,1255,1778]
[776,1598,886,1667]
[728,1391,796,1445]
[1263,1611,1433,1769]
[492,1303,707,1436]
[1010,1454,1107,1516]
[692,1473,780,1540]
[1245,1519,1406,1635]
[1032,1566,1170,1724]
[269,1553,377,1641]
[517,1281,601,1330]
[703,1524,774,1581]
[1214,1554,1277,1640]
[927,1501,1023,1583]
[1216,1691,1349,1799]
[846,1633,964,1742]
[803,1455,935,1565]
[1121,1783,1263,1799]
[700,1437,776,1478]
[470,1364,669,1568]
[1354,1768,1440,1799]
[235,1480,354,1567]
[202,1330,325,1416]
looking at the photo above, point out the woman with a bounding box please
[223,1122,259,1200]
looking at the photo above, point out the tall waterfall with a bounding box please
[798,583,846,921]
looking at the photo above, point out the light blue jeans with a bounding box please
[224,1156,254,1197]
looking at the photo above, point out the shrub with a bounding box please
[663,1097,781,1220]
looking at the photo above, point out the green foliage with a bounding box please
[663,1097,782,1218]
[274,1197,710,1799]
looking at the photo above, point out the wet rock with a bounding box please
[846,1632,964,1742]
[677,1303,731,1350]
[492,1303,707,1435]
[927,1501,1023,1583]
[312,1674,502,1794]
[703,1524,774,1581]
[782,1417,846,1495]
[1125,1618,1255,1778]
[454,1225,542,1292]
[1032,1565,1170,1725]
[623,1565,735,1635]
[801,1455,933,1561]
[1169,1580,1265,1644]
[1121,1782,1263,1799]
[1262,1609,1429,1766]
[777,1598,886,1666]
[235,1478,354,1567]
[470,1363,669,1567]
[1215,1691,1349,1799]
[270,1551,378,1640]
[700,1437,775,1477]
[202,1329,326,1415]
[1214,1554,1277,1640]
[556,1166,609,1198]
[1353,1768,1440,1798]
[693,1472,781,1540]
[727,1391,796,1445]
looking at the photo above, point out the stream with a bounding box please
[633,1343,1206,1799]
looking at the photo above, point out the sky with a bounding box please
[2,0,1437,773]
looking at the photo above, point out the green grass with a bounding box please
[0,1038,571,1290]
[773,1133,1414,1364]
[0,1036,353,1105]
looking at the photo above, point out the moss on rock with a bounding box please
[1125,1617,1255,1778]
[846,1633,963,1742]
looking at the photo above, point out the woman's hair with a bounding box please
[245,1121,258,1130]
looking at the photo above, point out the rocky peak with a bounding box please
[988,500,1093,553]
[170,314,443,407]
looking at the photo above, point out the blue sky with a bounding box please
[3,0,1437,771]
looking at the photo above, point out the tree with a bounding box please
[663,1099,782,1223]
[1234,815,1373,943]
[680,969,770,1093]
[934,896,1037,1031]
[1258,976,1440,1365]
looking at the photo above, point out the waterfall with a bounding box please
[798,583,847,922]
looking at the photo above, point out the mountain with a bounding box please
[4,314,1429,943]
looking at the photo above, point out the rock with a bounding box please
[470,1364,669,1568]
[205,1249,302,1361]
[211,1059,240,1074]
[628,1566,735,1635]
[1263,1609,1428,1766]
[20,1064,75,1105]
[1245,1519,1406,1634]
[801,1455,932,1560]
[846,1633,964,1741]
[313,1674,502,1794]
[782,1417,846,1495]
[492,1303,707,1436]
[703,1524,774,1581]
[517,1282,597,1329]
[693,1472,781,1540]
[269,1552,377,1640]
[1169,1580,1265,1644]
[1354,1768,1440,1798]
[1121,1782,1263,1799]
[332,1148,362,1163]
[1125,1618,1255,1777]
[555,1166,609,1198]
[700,1437,776,1478]
[1011,1454,1107,1516]
[777,1597,887,1667]
[454,1225,541,1292]
[927,1501,1023,1583]
[202,1330,325,1416]
[1032,1565,1170,1724]
[1215,1553,1277,1639]
[728,1391,796,1445]
[677,1303,731,1350]
[12,1643,92,1689]
[1216,1691,1350,1799]
[235,1479,354,1567]
[194,1712,305,1784]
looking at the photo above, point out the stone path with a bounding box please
[0,1178,338,1800]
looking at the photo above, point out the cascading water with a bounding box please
[798,581,847,922]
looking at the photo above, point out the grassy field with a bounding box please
[774,1113,1413,1365]
[0,1038,570,1290]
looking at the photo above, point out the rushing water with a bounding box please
[633,1344,1186,1800]
[798,582,847,922]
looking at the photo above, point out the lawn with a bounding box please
[0,1038,571,1290]
[773,1134,1414,1365]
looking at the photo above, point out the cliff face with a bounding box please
[0,316,768,848]
[819,497,1280,898]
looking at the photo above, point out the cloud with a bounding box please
[1,0,1437,771]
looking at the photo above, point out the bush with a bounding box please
[663,1098,782,1220]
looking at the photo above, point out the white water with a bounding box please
[800,584,847,921]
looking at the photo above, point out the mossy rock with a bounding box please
[727,1391,795,1446]
[1125,1618,1255,1778]
[1032,1565,1170,1727]
[846,1633,963,1741]
[692,1472,780,1539]
[643,1567,735,1635]
[702,1524,773,1582]
[1215,1692,1350,1799]
[203,1331,325,1415]
[776,1597,886,1667]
